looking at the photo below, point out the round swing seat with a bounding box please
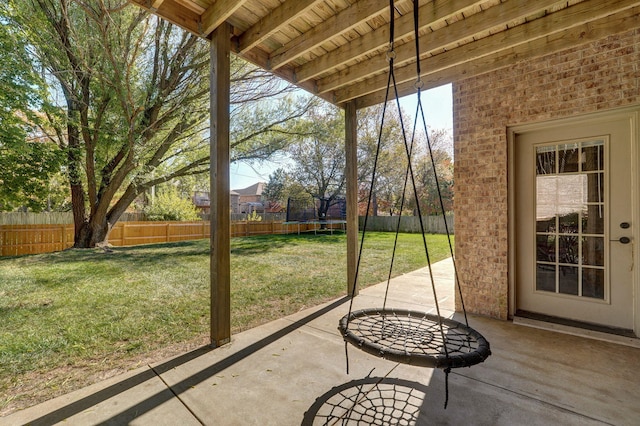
[339,308,491,369]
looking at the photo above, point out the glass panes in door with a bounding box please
[535,140,605,299]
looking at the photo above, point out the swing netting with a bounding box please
[339,308,490,369]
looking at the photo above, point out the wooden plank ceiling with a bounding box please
[128,0,640,109]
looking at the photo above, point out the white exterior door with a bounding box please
[514,111,637,332]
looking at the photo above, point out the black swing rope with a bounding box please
[340,0,490,410]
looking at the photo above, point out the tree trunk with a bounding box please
[70,182,86,245]
[372,192,378,216]
[317,198,329,228]
[66,105,89,247]
[74,215,110,248]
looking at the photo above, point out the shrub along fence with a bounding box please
[0,214,453,257]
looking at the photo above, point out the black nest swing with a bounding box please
[340,308,490,369]
[338,0,490,407]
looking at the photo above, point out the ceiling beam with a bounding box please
[127,0,201,35]
[173,0,205,14]
[268,0,391,71]
[150,0,165,10]
[354,4,640,109]
[200,0,247,37]
[295,0,485,84]
[238,0,322,53]
[320,0,566,95]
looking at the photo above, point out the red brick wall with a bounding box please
[453,28,640,320]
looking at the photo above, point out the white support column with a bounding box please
[210,23,231,347]
[345,101,359,296]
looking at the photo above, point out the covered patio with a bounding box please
[2,258,639,424]
[6,1,640,424]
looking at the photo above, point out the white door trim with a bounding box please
[508,105,640,335]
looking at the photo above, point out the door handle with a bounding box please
[618,236,631,244]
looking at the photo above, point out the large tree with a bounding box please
[263,167,309,213]
[357,103,454,217]
[287,103,409,219]
[414,128,454,215]
[3,0,311,247]
[288,106,346,220]
[357,103,408,216]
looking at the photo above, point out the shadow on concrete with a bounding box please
[22,345,214,426]
[301,375,434,426]
[25,296,350,426]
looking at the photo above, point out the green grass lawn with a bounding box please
[0,231,452,414]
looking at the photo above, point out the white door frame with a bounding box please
[508,106,640,335]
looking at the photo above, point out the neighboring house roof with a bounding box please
[232,182,266,197]
[193,191,240,208]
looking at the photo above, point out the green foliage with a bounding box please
[246,210,262,221]
[0,142,66,212]
[283,181,310,202]
[0,20,40,136]
[263,168,287,203]
[416,147,454,215]
[263,167,307,206]
[0,18,64,211]
[356,103,454,216]
[144,186,200,221]
[44,173,72,212]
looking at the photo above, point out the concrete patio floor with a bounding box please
[2,258,639,425]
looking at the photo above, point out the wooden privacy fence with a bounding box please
[109,220,325,246]
[0,224,75,256]
[0,220,333,257]
[109,221,210,247]
[359,214,454,234]
[0,212,74,225]
[0,211,147,225]
[0,215,452,257]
